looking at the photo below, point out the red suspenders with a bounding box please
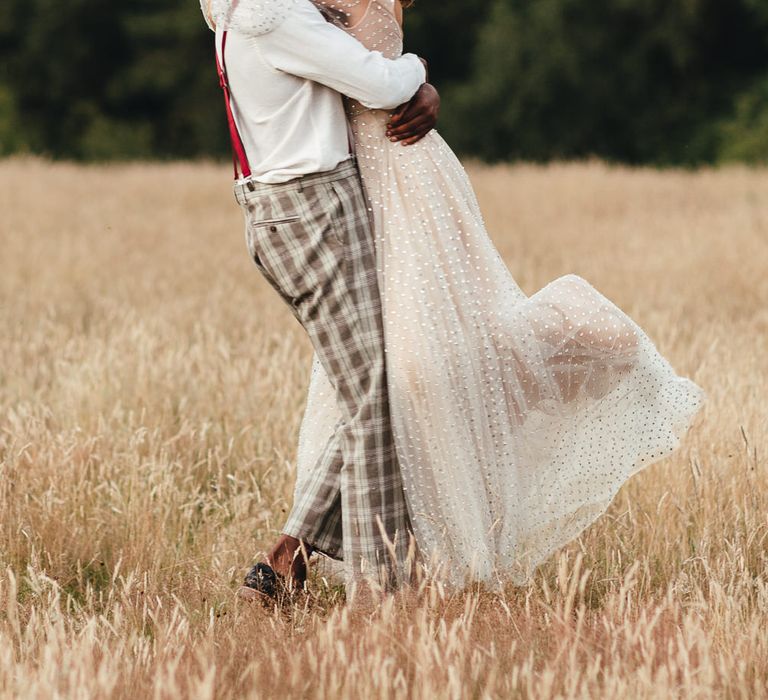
[215,31,252,181]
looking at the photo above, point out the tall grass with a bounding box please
[0,158,765,698]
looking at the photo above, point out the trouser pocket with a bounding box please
[245,198,345,319]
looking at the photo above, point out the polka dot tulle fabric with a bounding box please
[294,0,705,587]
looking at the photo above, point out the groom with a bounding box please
[209,0,440,598]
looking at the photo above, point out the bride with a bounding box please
[294,0,704,587]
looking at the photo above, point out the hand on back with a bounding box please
[386,82,441,146]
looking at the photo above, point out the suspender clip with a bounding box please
[216,30,253,181]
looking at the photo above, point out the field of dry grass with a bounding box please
[0,157,766,698]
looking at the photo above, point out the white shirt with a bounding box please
[216,1,425,184]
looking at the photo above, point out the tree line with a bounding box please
[1,0,767,164]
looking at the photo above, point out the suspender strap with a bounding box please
[215,31,252,180]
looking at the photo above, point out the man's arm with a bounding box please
[253,0,426,110]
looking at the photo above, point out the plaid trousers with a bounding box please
[234,159,413,587]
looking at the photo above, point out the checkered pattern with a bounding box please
[234,160,413,587]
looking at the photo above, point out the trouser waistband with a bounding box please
[233,158,358,205]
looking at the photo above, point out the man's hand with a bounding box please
[386,82,441,146]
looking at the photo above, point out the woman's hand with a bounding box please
[386,83,441,146]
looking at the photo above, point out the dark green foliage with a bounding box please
[443,0,768,164]
[718,77,768,163]
[0,0,228,159]
[0,0,767,163]
[401,0,490,89]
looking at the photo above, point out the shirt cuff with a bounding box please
[401,52,427,89]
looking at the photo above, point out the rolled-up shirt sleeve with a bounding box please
[253,0,426,109]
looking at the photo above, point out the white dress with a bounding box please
[296,0,705,587]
